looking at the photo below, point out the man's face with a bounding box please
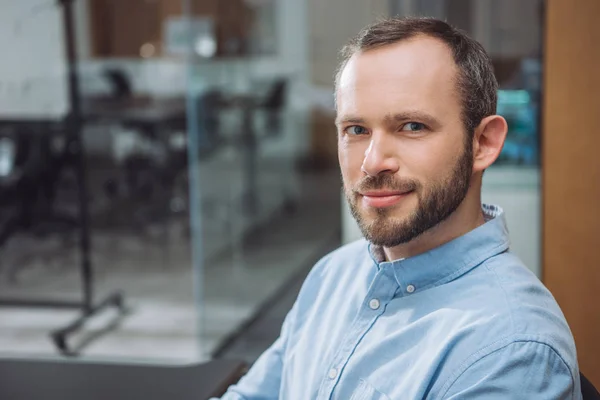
[336,36,474,247]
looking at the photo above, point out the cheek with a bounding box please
[406,148,445,175]
[338,139,366,184]
[397,137,463,184]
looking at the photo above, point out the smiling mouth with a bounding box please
[360,190,413,208]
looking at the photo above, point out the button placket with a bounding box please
[317,269,396,399]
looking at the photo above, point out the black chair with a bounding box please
[0,127,31,246]
[196,89,225,149]
[0,357,247,400]
[582,372,600,399]
[0,125,49,245]
[103,68,133,100]
[0,123,78,267]
[258,79,287,136]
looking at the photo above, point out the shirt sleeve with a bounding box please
[213,302,297,400]
[213,252,332,399]
[439,340,580,400]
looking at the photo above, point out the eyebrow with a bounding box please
[335,116,366,126]
[335,110,441,128]
[383,111,441,129]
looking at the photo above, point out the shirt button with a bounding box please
[406,284,415,293]
[328,368,338,380]
[369,298,380,310]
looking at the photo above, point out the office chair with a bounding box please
[0,125,46,242]
[259,79,287,137]
[195,89,224,149]
[103,68,133,100]
[0,124,78,279]
[582,372,600,399]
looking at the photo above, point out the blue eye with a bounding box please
[345,126,368,135]
[401,122,425,132]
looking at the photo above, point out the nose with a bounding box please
[361,134,400,177]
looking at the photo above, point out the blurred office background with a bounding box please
[0,0,597,388]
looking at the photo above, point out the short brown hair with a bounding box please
[336,17,498,135]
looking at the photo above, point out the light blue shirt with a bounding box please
[217,205,581,399]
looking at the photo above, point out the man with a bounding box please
[217,18,581,399]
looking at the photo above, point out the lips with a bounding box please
[361,190,413,208]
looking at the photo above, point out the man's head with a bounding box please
[336,18,507,249]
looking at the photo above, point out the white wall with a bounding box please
[390,0,543,59]
[308,0,389,87]
[473,0,542,59]
[74,0,92,59]
[481,167,540,277]
[0,0,68,119]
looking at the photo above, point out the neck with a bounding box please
[383,187,485,262]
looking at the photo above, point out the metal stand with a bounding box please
[0,0,126,355]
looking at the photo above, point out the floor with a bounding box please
[0,159,341,364]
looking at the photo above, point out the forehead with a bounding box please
[336,36,461,119]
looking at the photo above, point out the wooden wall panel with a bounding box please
[89,0,254,58]
[543,0,600,386]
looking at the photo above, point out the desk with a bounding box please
[0,357,246,400]
[83,94,265,215]
[82,96,189,230]
[82,97,187,128]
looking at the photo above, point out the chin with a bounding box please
[362,203,414,220]
[361,211,411,232]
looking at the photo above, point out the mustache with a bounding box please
[353,175,419,194]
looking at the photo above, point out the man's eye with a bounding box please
[345,126,368,135]
[401,122,426,132]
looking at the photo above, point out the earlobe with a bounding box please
[472,115,508,172]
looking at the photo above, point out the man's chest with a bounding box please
[280,287,478,400]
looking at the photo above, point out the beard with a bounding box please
[345,142,473,248]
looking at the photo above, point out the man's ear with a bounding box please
[472,115,508,173]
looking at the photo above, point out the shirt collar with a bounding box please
[368,204,510,294]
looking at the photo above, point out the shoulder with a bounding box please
[436,336,581,399]
[433,252,580,396]
[456,252,572,341]
[480,252,574,349]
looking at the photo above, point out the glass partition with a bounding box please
[183,0,342,361]
[0,0,204,362]
[0,0,342,366]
